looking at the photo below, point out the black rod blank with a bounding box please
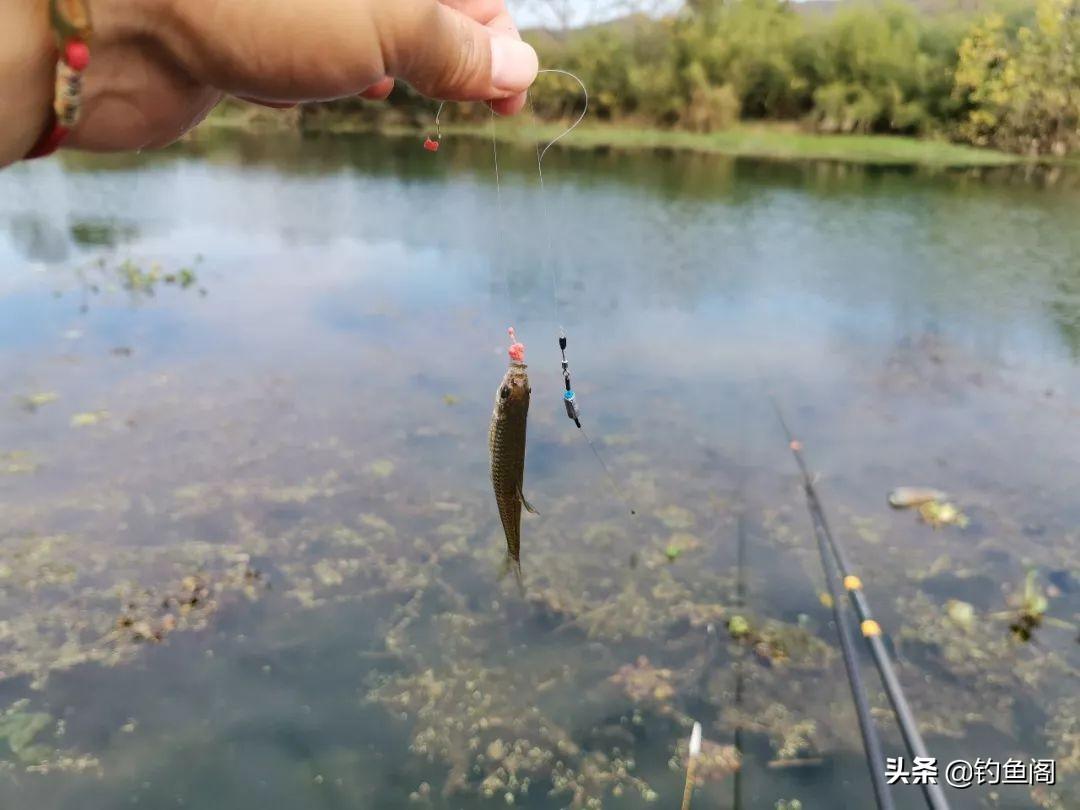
[772,400,951,810]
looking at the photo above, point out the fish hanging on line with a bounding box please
[426,81,635,528]
[489,327,538,582]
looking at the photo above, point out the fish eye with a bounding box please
[500,386,511,399]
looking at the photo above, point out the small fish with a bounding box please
[888,487,948,509]
[489,328,537,580]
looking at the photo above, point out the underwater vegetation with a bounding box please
[0,160,1078,808]
[0,391,1076,807]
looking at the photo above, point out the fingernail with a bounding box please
[490,37,538,94]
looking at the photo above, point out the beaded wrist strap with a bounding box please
[24,0,93,160]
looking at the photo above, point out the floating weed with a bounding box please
[727,615,751,639]
[993,568,1076,642]
[917,500,969,529]
[0,451,38,476]
[365,459,396,479]
[894,589,1076,739]
[117,261,199,296]
[70,410,109,428]
[48,256,204,310]
[17,392,58,412]
[664,532,701,562]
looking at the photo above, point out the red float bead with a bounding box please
[423,137,440,153]
[65,40,90,72]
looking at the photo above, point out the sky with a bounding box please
[509,1,683,30]
[508,0,818,30]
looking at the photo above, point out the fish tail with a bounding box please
[499,553,525,595]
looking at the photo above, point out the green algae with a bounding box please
[0,702,52,764]
[0,451,38,476]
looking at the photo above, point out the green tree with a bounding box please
[954,0,1080,155]
[803,3,961,135]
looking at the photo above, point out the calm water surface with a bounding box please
[0,132,1078,809]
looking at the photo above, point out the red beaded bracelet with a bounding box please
[25,0,93,160]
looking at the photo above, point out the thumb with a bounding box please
[380,1,538,102]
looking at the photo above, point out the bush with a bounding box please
[953,0,1080,155]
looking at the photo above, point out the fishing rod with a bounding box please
[771,399,951,810]
[732,508,748,810]
[806,472,896,810]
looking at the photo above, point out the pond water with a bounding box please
[0,131,1078,810]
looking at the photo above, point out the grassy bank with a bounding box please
[422,120,1025,168]
[201,106,1028,168]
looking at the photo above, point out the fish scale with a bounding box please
[489,359,532,566]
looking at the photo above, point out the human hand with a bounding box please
[10,0,538,157]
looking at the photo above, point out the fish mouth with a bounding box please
[503,370,530,397]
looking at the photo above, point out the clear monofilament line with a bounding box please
[580,424,637,516]
[531,68,589,329]
[528,70,636,517]
[490,108,512,301]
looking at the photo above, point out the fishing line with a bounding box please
[532,68,589,329]
[489,108,513,301]
[427,73,636,517]
[529,70,636,517]
[430,102,512,301]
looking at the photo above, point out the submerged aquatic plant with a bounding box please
[0,701,100,775]
[723,703,818,761]
[0,529,265,688]
[1045,695,1080,777]
[610,657,678,712]
[367,614,660,808]
[0,701,52,764]
[669,735,740,786]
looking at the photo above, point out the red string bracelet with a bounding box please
[24,0,93,160]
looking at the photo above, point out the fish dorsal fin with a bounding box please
[518,483,538,515]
